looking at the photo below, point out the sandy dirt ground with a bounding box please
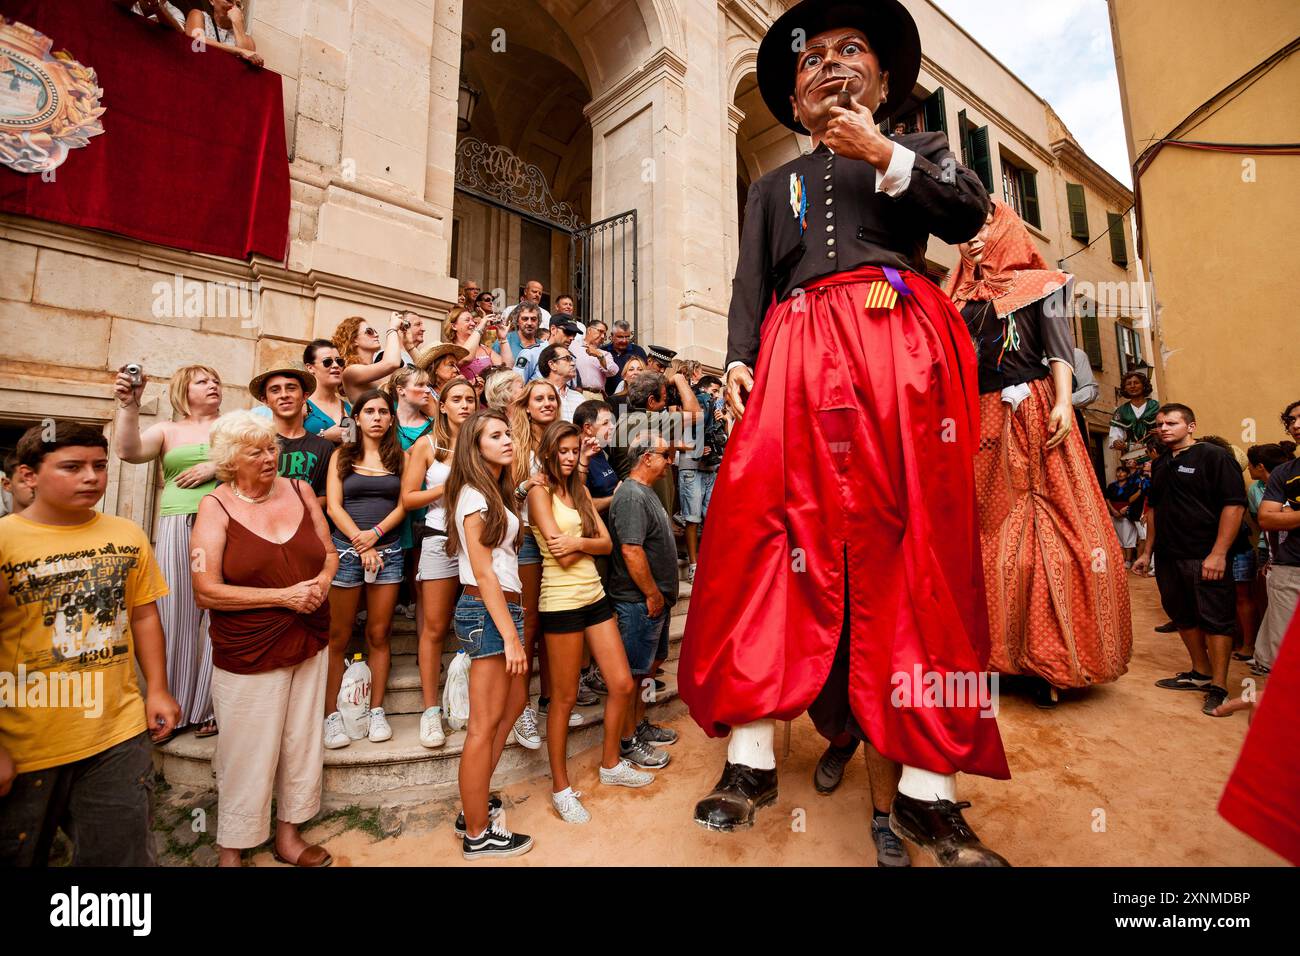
[264,575,1284,867]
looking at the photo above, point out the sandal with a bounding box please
[271,844,333,867]
[194,719,219,738]
[1232,652,1255,662]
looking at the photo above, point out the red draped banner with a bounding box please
[0,0,289,261]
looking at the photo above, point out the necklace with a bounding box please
[231,483,274,504]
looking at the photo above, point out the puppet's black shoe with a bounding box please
[693,761,778,832]
[813,738,859,793]
[889,793,1010,867]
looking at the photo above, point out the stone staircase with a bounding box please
[155,582,692,807]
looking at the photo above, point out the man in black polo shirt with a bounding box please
[1253,399,1300,673]
[1133,403,1248,715]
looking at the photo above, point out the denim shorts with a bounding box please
[454,594,525,660]
[1231,550,1257,583]
[614,600,671,675]
[518,529,543,566]
[678,469,717,524]
[332,533,405,588]
[0,731,155,866]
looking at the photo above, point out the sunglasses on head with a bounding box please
[316,357,343,368]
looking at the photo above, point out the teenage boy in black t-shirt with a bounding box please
[249,367,334,508]
[1133,404,1247,716]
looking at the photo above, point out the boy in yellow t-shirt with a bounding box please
[0,422,180,866]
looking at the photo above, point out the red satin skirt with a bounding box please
[680,266,1011,779]
[975,382,1133,687]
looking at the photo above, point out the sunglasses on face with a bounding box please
[316,357,343,368]
[362,327,378,336]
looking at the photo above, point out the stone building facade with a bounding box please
[0,0,1145,525]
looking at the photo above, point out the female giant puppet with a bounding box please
[948,200,1132,704]
[679,0,1009,866]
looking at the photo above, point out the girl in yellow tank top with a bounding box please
[527,421,643,822]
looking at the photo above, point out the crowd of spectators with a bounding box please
[0,277,735,865]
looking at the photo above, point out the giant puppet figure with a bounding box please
[679,0,1010,865]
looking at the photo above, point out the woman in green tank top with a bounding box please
[114,364,223,738]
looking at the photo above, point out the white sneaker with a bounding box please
[551,788,591,824]
[687,563,696,584]
[567,710,585,727]
[599,758,654,788]
[511,706,542,750]
[324,711,350,750]
[399,603,416,620]
[368,707,393,743]
[356,609,367,623]
[420,706,446,748]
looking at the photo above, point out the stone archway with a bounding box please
[452,0,671,322]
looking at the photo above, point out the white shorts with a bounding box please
[417,532,458,582]
[1111,515,1137,549]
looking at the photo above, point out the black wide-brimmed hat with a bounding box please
[757,0,921,133]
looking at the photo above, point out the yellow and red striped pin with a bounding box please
[863,280,899,312]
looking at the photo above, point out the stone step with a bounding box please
[374,617,684,715]
[155,663,686,807]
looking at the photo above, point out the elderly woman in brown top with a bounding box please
[191,410,338,867]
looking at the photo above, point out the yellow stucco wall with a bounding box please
[1109,0,1300,446]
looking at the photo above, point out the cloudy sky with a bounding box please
[929,0,1132,185]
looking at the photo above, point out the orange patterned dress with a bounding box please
[974,379,1133,687]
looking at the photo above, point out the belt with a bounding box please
[463,584,522,605]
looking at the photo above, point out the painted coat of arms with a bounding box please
[0,17,105,174]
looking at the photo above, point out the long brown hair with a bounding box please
[535,421,599,538]
[431,377,476,463]
[336,389,403,479]
[331,316,369,369]
[444,409,521,558]
[507,379,559,484]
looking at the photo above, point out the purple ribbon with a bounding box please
[882,267,912,297]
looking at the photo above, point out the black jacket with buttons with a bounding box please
[726,132,990,369]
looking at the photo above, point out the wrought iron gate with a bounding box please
[570,211,638,338]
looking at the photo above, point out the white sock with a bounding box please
[897,765,957,802]
[726,719,776,771]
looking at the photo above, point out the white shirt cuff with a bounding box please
[725,361,749,377]
[875,143,915,197]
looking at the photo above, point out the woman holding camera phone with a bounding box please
[323,390,406,749]
[443,306,512,386]
[331,313,408,404]
[113,363,224,740]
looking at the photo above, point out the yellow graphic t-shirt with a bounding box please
[0,513,169,773]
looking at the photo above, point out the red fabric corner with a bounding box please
[0,0,289,261]
[1218,609,1300,865]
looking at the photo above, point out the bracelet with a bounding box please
[372,525,384,538]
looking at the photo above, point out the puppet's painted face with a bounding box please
[790,28,888,133]
[958,211,996,264]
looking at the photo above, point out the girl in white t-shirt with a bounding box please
[443,409,532,860]
[400,378,477,749]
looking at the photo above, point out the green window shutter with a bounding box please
[1019,166,1041,229]
[958,109,970,165]
[1066,183,1089,242]
[1108,211,1128,266]
[969,125,993,193]
[1081,310,1103,369]
[923,87,948,136]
